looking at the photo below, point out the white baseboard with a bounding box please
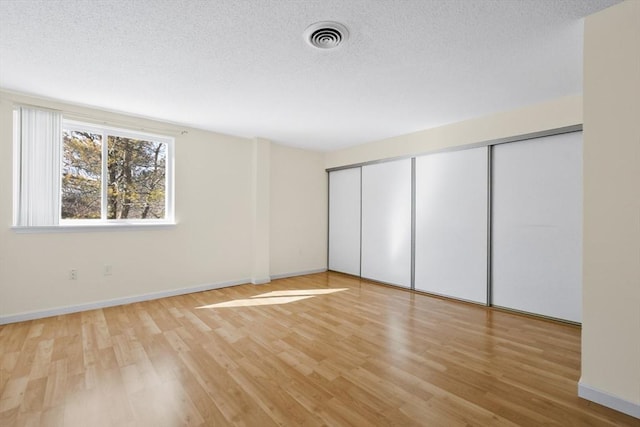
[270,268,327,280]
[1,269,330,324]
[0,278,250,325]
[578,380,640,418]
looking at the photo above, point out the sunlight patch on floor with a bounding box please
[196,288,348,309]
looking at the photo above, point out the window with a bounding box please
[13,106,174,228]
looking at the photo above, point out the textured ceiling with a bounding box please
[0,0,620,151]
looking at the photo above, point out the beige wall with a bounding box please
[582,0,640,411]
[251,138,271,284]
[270,143,327,277]
[325,94,582,169]
[0,91,328,320]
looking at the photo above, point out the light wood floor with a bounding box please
[1,272,637,426]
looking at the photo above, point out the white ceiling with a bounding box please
[0,0,619,151]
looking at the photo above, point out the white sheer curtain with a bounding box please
[15,107,62,226]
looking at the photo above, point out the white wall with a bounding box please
[0,91,327,321]
[270,143,327,278]
[581,0,640,416]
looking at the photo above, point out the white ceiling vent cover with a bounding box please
[304,21,349,49]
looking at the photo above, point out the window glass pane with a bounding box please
[61,130,102,219]
[107,136,166,220]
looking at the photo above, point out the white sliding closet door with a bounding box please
[492,132,582,322]
[328,168,361,276]
[415,147,488,303]
[361,159,412,287]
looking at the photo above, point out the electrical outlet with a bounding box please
[103,265,113,276]
[69,269,78,280]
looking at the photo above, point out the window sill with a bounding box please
[12,223,177,233]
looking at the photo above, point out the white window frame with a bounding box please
[61,120,175,227]
[13,107,176,232]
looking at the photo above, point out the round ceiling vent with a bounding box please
[304,21,349,49]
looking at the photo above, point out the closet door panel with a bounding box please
[361,159,412,287]
[328,168,361,276]
[492,132,582,322]
[414,147,488,303]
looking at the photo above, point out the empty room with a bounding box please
[0,0,638,426]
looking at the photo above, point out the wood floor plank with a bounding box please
[1,272,638,426]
